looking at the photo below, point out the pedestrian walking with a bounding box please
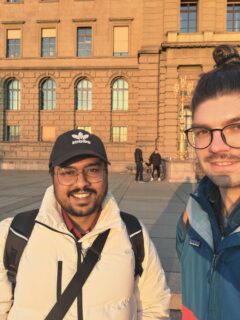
[0,129,170,319]
[149,148,162,181]
[176,44,240,320]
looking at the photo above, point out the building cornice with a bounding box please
[36,19,60,24]
[0,65,139,71]
[1,20,25,25]
[72,18,97,23]
[163,31,240,49]
[161,42,240,49]
[109,17,134,22]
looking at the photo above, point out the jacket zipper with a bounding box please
[57,261,62,301]
[76,241,84,320]
[208,253,219,320]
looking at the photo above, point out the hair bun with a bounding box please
[213,45,240,67]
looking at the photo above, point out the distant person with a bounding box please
[134,147,144,182]
[176,44,240,320]
[149,148,162,181]
[0,129,170,319]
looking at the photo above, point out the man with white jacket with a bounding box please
[0,129,170,319]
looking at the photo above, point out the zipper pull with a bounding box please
[208,253,218,282]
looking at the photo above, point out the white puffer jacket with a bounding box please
[0,186,170,320]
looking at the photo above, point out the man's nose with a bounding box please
[208,131,231,152]
[74,171,90,186]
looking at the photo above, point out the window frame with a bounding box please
[109,18,133,57]
[6,125,20,141]
[38,0,59,3]
[41,28,56,57]
[111,126,128,143]
[227,1,240,32]
[6,78,21,110]
[75,79,92,110]
[40,78,56,111]
[180,0,198,33]
[41,126,56,142]
[37,22,59,58]
[113,26,129,57]
[5,0,23,3]
[6,29,21,58]
[76,26,93,57]
[77,126,92,133]
[111,78,129,111]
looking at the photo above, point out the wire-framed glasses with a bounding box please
[184,123,240,149]
[56,165,106,185]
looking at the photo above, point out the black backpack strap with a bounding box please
[45,229,110,320]
[3,209,39,289]
[120,211,145,277]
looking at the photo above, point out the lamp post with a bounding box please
[174,76,193,160]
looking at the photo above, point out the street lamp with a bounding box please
[174,76,193,160]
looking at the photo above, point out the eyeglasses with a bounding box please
[184,123,240,149]
[55,165,106,186]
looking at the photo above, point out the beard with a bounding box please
[54,184,108,218]
[207,174,240,188]
[62,197,102,217]
[203,153,240,188]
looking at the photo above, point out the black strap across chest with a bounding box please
[45,228,110,320]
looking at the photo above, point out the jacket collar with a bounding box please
[192,176,240,238]
[36,185,122,240]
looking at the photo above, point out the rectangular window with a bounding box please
[41,28,56,57]
[6,125,20,141]
[7,29,21,58]
[180,1,197,33]
[77,27,92,56]
[113,26,128,56]
[77,126,92,133]
[112,126,127,142]
[7,0,21,2]
[41,126,56,141]
[227,1,240,31]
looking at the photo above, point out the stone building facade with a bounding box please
[0,0,239,173]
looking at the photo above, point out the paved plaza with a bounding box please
[0,170,196,319]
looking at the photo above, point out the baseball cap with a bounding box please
[49,129,110,168]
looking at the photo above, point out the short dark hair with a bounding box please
[191,45,240,116]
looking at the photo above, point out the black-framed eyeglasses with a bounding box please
[55,165,106,186]
[184,123,240,149]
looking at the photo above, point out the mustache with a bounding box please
[205,154,240,162]
[68,188,96,196]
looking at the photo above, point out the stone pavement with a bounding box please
[0,170,196,319]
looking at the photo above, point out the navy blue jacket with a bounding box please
[176,176,240,320]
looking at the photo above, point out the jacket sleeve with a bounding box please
[149,154,153,164]
[0,218,14,319]
[135,223,171,320]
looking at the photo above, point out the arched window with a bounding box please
[40,79,56,110]
[112,79,128,110]
[76,79,92,110]
[6,79,20,110]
